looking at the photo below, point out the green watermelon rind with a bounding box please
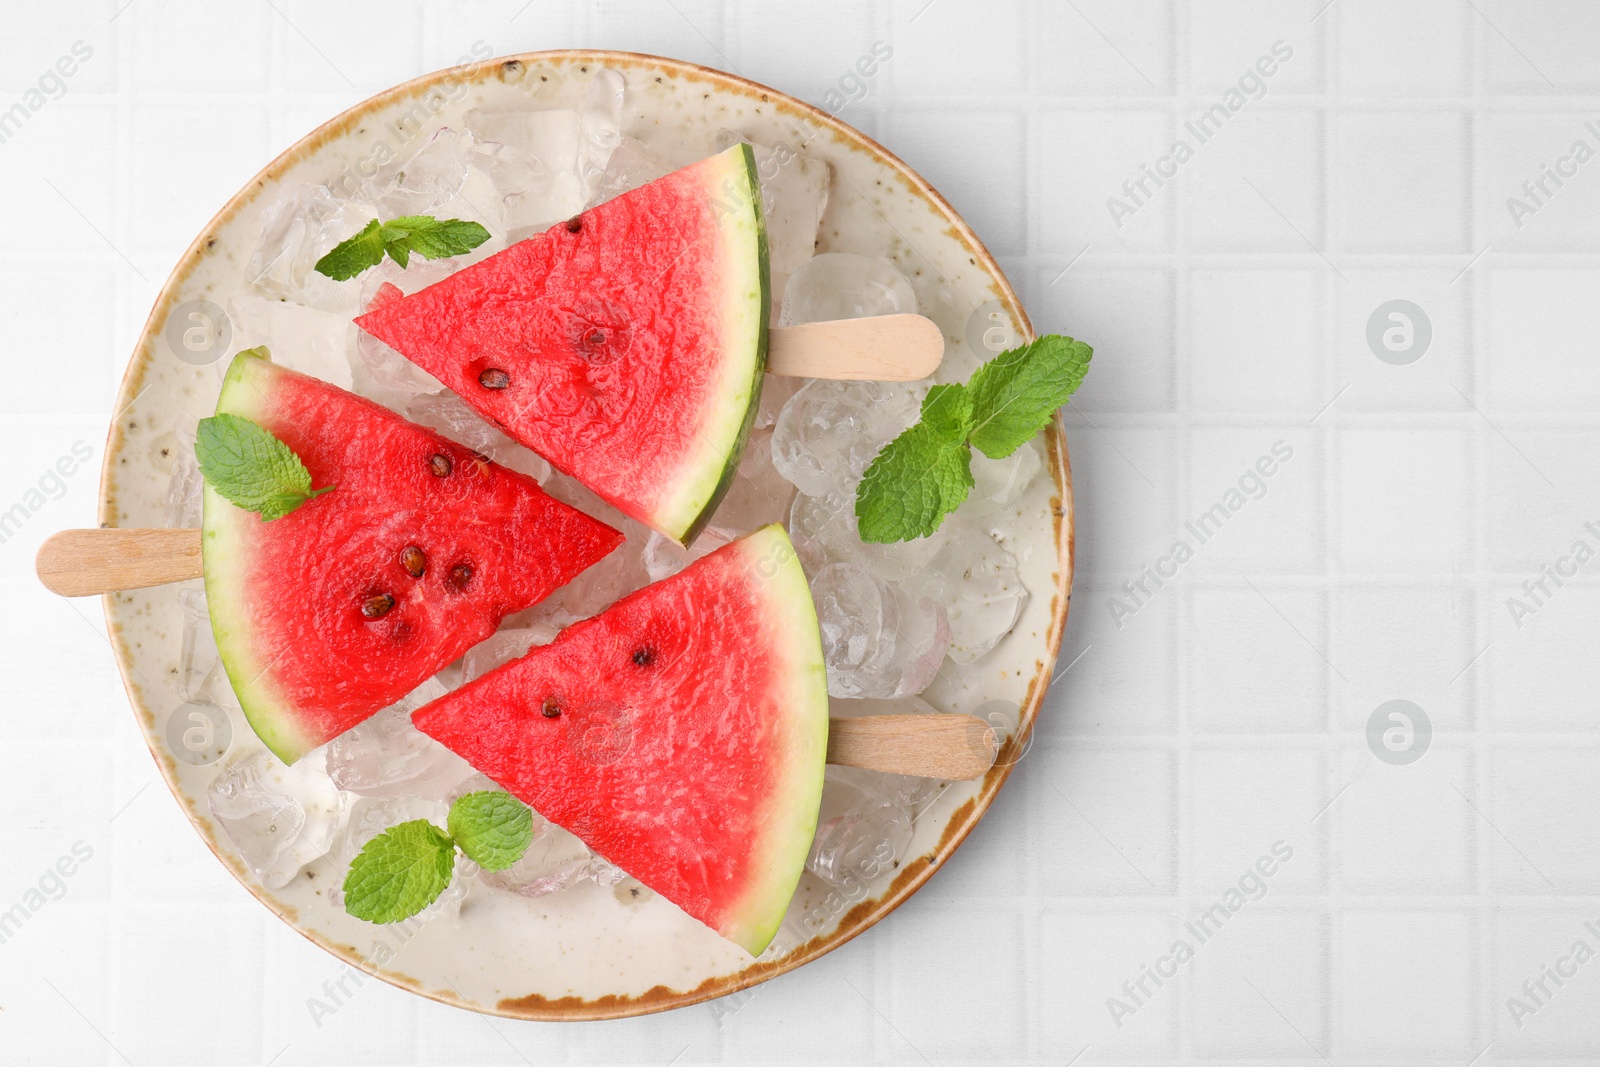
[718,524,830,956]
[201,351,318,764]
[661,142,771,547]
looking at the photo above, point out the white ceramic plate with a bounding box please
[98,50,1075,1019]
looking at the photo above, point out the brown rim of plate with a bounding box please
[96,49,1077,1021]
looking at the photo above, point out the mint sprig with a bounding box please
[314,215,491,280]
[195,397,334,522]
[341,790,535,924]
[854,334,1092,543]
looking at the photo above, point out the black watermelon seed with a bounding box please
[448,563,474,590]
[429,453,452,477]
[400,546,426,578]
[566,216,582,233]
[479,368,510,390]
[541,696,561,718]
[362,594,395,619]
[631,647,654,666]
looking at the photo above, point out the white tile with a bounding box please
[1489,585,1600,732]
[0,4,115,95]
[1335,428,1472,574]
[1035,109,1175,253]
[888,109,1027,256]
[132,0,273,93]
[1332,269,1472,413]
[1330,584,1476,732]
[1030,745,1177,894]
[1037,909,1178,1059]
[1337,910,1477,1058]
[1036,268,1174,412]
[1059,425,1176,582]
[1485,0,1600,93]
[1334,111,1470,253]
[263,923,422,1067]
[1186,4,1321,94]
[0,267,117,418]
[1189,586,1328,732]
[1483,112,1600,251]
[1492,909,1600,1056]
[722,938,877,1062]
[732,1,880,108]
[1334,749,1475,892]
[0,905,115,1064]
[129,105,273,257]
[885,902,1026,1060]
[8,740,115,851]
[1185,108,1324,253]
[580,0,728,70]
[1489,748,1600,893]
[1191,910,1329,1058]
[108,903,267,1063]
[3,101,117,261]
[1485,431,1600,571]
[1189,749,1325,894]
[1486,268,1600,412]
[1336,0,1470,94]
[1188,269,1322,413]
[893,0,1027,96]
[281,1,426,95]
[1051,576,1178,737]
[1037,0,1173,95]
[1184,428,1323,575]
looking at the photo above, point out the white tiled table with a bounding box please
[3,2,1598,1063]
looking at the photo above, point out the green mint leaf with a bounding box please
[342,820,456,924]
[389,216,492,260]
[447,791,534,872]
[195,409,334,522]
[313,216,492,280]
[855,421,975,543]
[919,382,974,441]
[966,335,1092,459]
[314,218,385,281]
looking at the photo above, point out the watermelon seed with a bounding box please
[565,216,582,233]
[478,368,511,390]
[541,696,561,718]
[401,546,426,578]
[429,453,452,477]
[448,563,474,590]
[631,647,654,666]
[361,593,395,619]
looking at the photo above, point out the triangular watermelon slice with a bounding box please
[355,143,770,546]
[412,524,828,955]
[203,350,623,764]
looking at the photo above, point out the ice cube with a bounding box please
[787,489,946,583]
[963,440,1041,518]
[577,68,626,199]
[640,527,733,584]
[247,184,378,312]
[467,107,587,233]
[810,562,950,699]
[908,521,1028,664]
[324,681,474,800]
[538,473,652,617]
[476,816,600,898]
[368,127,472,219]
[588,135,672,207]
[402,392,552,481]
[177,585,217,701]
[227,294,354,391]
[352,261,453,402]
[780,253,917,326]
[754,373,802,431]
[162,422,203,530]
[207,748,351,890]
[770,379,924,497]
[807,766,914,886]
[462,625,562,682]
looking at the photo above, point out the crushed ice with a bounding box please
[174,68,1032,920]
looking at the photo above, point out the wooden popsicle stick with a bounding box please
[768,313,943,381]
[827,713,997,781]
[37,527,203,597]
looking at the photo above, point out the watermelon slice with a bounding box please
[413,524,827,955]
[355,143,770,546]
[203,350,623,765]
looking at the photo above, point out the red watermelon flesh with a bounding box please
[412,524,828,956]
[355,143,769,546]
[202,349,623,764]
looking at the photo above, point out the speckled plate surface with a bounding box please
[98,50,1075,1019]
